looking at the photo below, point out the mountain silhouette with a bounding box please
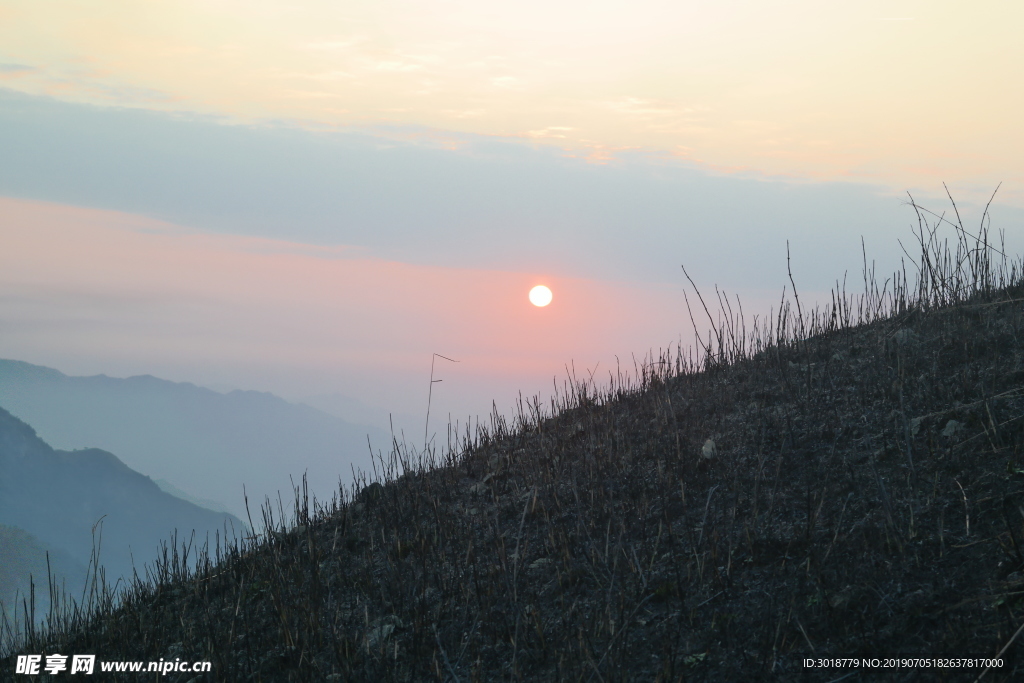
[0,407,241,620]
[0,360,389,520]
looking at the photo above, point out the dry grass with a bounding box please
[4,189,1024,681]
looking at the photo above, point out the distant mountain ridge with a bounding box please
[153,478,235,515]
[0,359,388,520]
[298,391,420,436]
[0,407,240,607]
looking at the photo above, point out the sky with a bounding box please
[1,1,1022,446]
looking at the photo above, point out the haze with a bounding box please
[1,0,1022,466]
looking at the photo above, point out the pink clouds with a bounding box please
[0,196,690,419]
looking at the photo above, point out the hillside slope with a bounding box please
[5,276,1024,680]
[0,525,88,633]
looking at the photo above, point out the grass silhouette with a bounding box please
[3,187,1024,681]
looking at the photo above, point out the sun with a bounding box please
[529,285,552,307]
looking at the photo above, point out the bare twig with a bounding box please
[974,617,1024,682]
[425,353,460,452]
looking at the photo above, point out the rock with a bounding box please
[892,328,919,346]
[910,417,924,436]
[365,623,394,649]
[701,439,716,460]
[941,420,965,439]
[901,589,928,612]
[365,615,404,649]
[828,587,853,610]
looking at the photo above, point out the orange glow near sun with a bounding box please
[529,285,552,307]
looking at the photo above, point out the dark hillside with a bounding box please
[3,198,1024,681]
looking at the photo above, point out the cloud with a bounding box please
[490,76,520,89]
[0,195,694,420]
[0,61,179,108]
[2,87,1018,297]
[605,97,682,117]
[0,63,34,74]
[443,108,485,119]
[370,59,424,73]
[298,37,369,52]
[522,126,574,139]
